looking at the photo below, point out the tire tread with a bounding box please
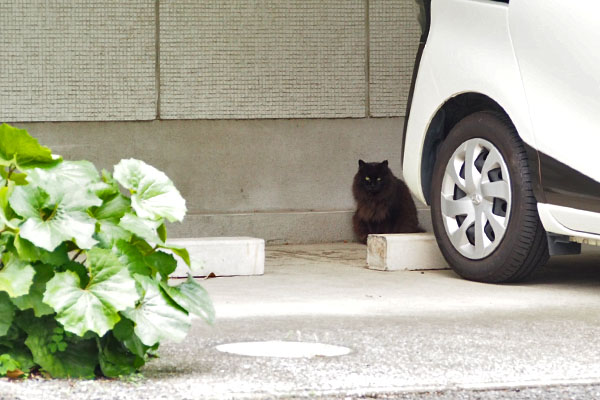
[430,110,549,283]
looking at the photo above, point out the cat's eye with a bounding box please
[365,177,371,181]
[377,178,382,181]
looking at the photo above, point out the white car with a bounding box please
[402,0,600,282]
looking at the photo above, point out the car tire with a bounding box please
[430,111,549,283]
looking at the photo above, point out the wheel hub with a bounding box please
[470,193,482,206]
[440,138,512,259]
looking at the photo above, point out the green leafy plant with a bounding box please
[0,123,214,379]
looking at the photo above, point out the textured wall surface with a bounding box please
[159,0,367,119]
[0,1,156,122]
[369,0,420,117]
[1,1,420,121]
[20,117,425,242]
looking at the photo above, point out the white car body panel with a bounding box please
[509,0,600,184]
[404,0,535,205]
[403,0,600,241]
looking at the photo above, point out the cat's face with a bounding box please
[357,160,390,193]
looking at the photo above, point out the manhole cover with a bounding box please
[215,340,352,358]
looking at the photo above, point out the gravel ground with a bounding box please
[3,380,600,400]
[2,244,600,399]
[348,384,600,399]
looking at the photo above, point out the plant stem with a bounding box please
[46,203,59,221]
[5,166,15,186]
[71,249,83,262]
[143,245,159,257]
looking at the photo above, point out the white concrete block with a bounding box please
[167,237,265,278]
[367,233,449,271]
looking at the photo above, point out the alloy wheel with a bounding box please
[440,138,512,259]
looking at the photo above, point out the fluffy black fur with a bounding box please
[352,160,422,244]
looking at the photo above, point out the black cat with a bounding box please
[352,160,423,244]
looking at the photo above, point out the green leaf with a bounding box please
[8,184,47,219]
[122,275,191,347]
[11,172,28,185]
[0,232,14,254]
[0,354,21,376]
[90,181,117,200]
[12,264,55,317]
[0,292,15,336]
[0,254,35,298]
[0,186,18,230]
[0,168,27,186]
[18,210,98,252]
[0,344,35,375]
[0,324,20,346]
[145,251,177,279]
[112,318,151,359]
[160,244,191,267]
[93,194,132,248]
[10,181,100,251]
[161,276,215,324]
[25,167,102,211]
[35,160,100,187]
[113,159,186,222]
[93,194,131,220]
[119,212,163,244]
[22,316,97,379]
[43,249,138,337]
[157,223,167,243]
[13,235,69,266]
[0,124,58,169]
[64,261,90,288]
[0,322,35,374]
[98,333,144,378]
[95,219,132,249]
[94,169,121,199]
[132,237,154,255]
[114,240,152,277]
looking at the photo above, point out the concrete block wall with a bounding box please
[0,1,156,121]
[369,0,421,117]
[2,1,425,243]
[160,0,367,119]
[1,0,420,121]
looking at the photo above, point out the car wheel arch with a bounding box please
[418,92,540,205]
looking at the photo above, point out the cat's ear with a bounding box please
[358,159,366,168]
[382,160,388,167]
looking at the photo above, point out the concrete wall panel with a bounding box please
[369,0,420,117]
[0,1,156,122]
[159,0,367,119]
[18,118,428,242]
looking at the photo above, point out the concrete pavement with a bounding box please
[2,243,600,399]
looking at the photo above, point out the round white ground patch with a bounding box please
[215,340,352,358]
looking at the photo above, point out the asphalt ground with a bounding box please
[2,243,600,399]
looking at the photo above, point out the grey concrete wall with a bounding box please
[160,0,367,119]
[19,119,429,243]
[0,1,156,121]
[1,1,420,121]
[4,2,425,243]
[369,0,421,117]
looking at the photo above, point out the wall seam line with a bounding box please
[365,0,371,118]
[155,0,161,119]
